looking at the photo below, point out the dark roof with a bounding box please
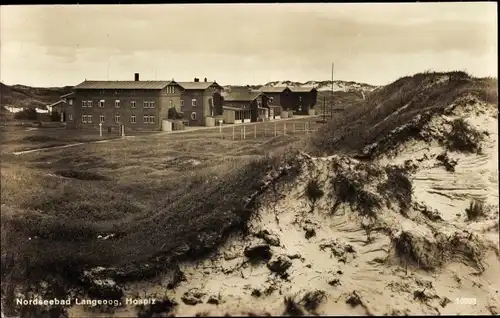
[288,87,317,93]
[177,81,221,90]
[224,91,263,102]
[74,80,174,90]
[257,86,289,93]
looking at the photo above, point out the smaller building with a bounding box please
[47,99,67,122]
[222,89,269,123]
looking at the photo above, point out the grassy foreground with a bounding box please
[1,132,306,291]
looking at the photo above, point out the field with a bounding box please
[0,116,318,305]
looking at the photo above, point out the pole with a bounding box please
[331,62,335,120]
[274,123,277,137]
[121,124,125,137]
[240,127,243,140]
[293,123,296,135]
[323,95,326,123]
[232,126,235,140]
[264,124,267,137]
[243,126,246,140]
[283,123,286,135]
[305,122,308,136]
[99,123,102,137]
[254,125,257,139]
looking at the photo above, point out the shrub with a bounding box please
[305,179,324,203]
[14,108,38,120]
[444,118,484,153]
[465,199,485,221]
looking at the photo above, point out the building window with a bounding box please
[192,99,197,107]
[100,114,105,123]
[115,100,120,108]
[131,101,136,108]
[167,86,175,94]
[169,100,173,108]
[190,112,196,121]
[68,113,73,121]
[180,100,184,107]
[115,115,120,123]
[82,100,87,107]
[131,115,136,123]
[88,100,93,107]
[99,100,105,108]
[68,99,73,105]
[143,115,148,123]
[82,114,92,123]
[143,101,148,108]
[149,101,155,108]
[149,115,155,124]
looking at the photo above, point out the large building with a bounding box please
[64,74,222,131]
[177,78,223,126]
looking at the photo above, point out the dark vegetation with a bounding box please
[444,118,485,153]
[283,296,304,316]
[330,159,413,218]
[167,107,184,120]
[310,71,498,158]
[14,108,38,121]
[1,142,303,316]
[299,290,326,313]
[465,199,486,221]
[305,179,324,203]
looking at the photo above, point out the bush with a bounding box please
[444,118,484,153]
[305,179,324,203]
[465,199,485,221]
[168,108,184,120]
[14,108,38,120]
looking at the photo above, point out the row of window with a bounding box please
[81,114,156,124]
[80,99,200,108]
[81,100,156,108]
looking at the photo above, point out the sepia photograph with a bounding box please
[0,2,498,317]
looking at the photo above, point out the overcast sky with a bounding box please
[0,3,497,87]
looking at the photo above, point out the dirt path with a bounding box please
[12,116,320,156]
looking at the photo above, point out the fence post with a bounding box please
[232,126,235,140]
[264,124,267,137]
[254,125,257,139]
[305,122,308,136]
[283,123,286,136]
[274,123,277,137]
[240,127,243,140]
[243,125,246,140]
[293,123,296,135]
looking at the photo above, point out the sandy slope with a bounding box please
[69,97,499,316]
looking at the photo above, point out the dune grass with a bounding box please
[1,133,304,294]
[309,71,498,157]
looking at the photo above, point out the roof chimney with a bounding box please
[194,77,199,82]
[134,73,139,81]
[204,77,207,82]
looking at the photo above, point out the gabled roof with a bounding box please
[60,92,75,99]
[288,86,317,93]
[177,81,222,90]
[257,86,291,93]
[74,80,174,90]
[47,100,66,108]
[224,91,264,102]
